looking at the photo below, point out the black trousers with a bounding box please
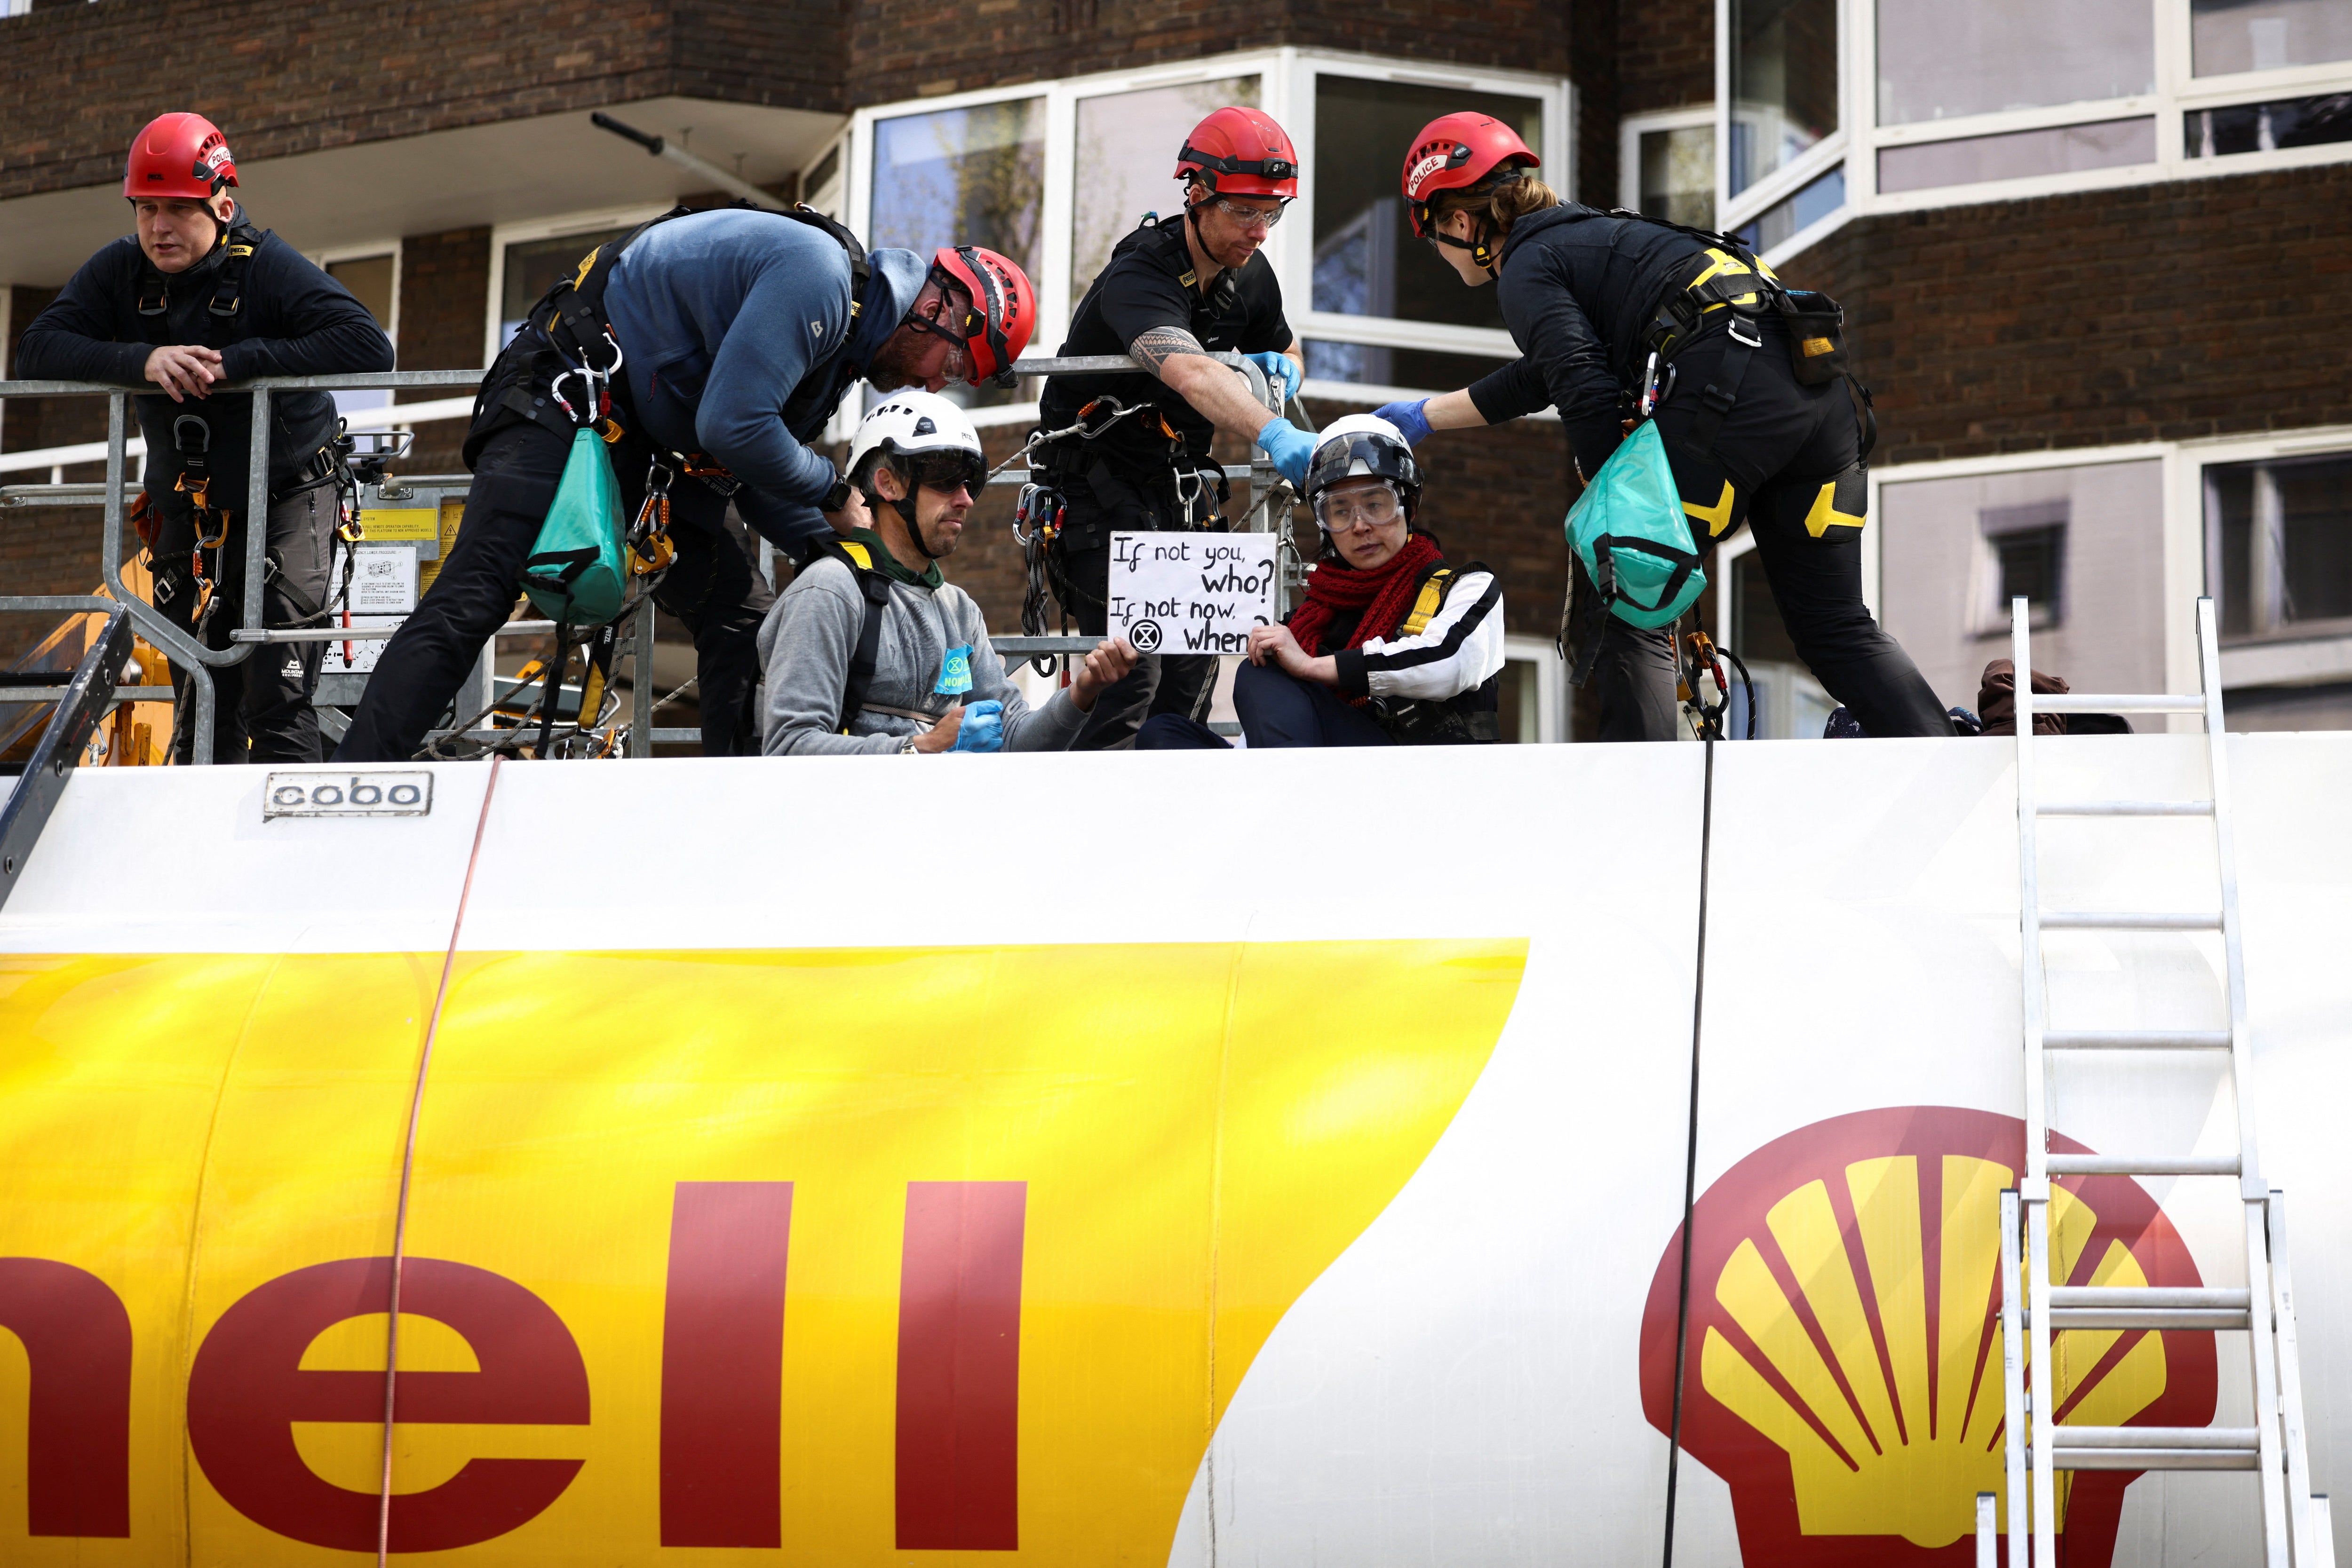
[148,478,334,765]
[1050,461,1222,751]
[1581,318,1950,741]
[334,420,768,761]
[1137,661,1395,749]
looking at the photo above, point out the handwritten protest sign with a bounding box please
[1106,532,1280,656]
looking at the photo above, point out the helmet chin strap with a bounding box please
[882,467,942,564]
[1431,222,1500,274]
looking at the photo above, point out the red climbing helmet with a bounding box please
[124,112,238,202]
[923,245,1037,388]
[1174,107,1299,200]
[1401,112,1538,239]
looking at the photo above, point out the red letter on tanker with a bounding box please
[661,1181,794,1547]
[186,1257,588,1552]
[0,1258,132,1537]
[896,1181,1025,1551]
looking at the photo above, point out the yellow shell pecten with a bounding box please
[1700,1154,2166,1548]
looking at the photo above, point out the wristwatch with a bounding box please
[821,475,855,514]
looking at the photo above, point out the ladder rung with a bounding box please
[2055,1448,2259,1471]
[2050,1287,2250,1309]
[2036,799,2214,817]
[2042,1029,2233,1050]
[2058,1425,2261,1450]
[2046,1152,2241,1176]
[2032,693,2209,713]
[2039,911,2221,931]
[2047,1307,2250,1330]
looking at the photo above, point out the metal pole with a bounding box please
[2001,1188,2029,1568]
[591,112,780,208]
[628,595,655,759]
[242,384,271,645]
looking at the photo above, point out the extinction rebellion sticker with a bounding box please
[263,770,433,819]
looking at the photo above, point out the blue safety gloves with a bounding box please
[949,699,1006,753]
[1374,397,1433,446]
[1247,350,1302,407]
[1257,418,1317,486]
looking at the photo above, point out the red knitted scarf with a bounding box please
[1287,533,1444,657]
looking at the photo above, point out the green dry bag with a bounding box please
[1564,420,1707,630]
[522,428,626,625]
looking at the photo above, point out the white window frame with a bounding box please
[313,240,404,348]
[482,203,672,369]
[846,46,1573,408]
[1502,634,1570,743]
[1621,106,1716,227]
[1718,0,2352,257]
[1863,423,2352,719]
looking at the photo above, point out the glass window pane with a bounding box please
[1731,0,1840,197]
[1877,118,2153,193]
[1875,0,2153,126]
[1638,126,1716,228]
[2204,452,2352,639]
[1301,341,1517,394]
[1072,77,1259,304]
[1732,165,1844,251]
[2194,0,2352,76]
[1312,75,1544,331]
[869,100,1045,410]
[1879,460,2166,705]
[869,99,1046,279]
[501,227,633,348]
[2185,93,2352,155]
[327,254,397,423]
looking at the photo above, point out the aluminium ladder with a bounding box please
[1987,595,2333,1568]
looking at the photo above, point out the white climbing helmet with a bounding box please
[848,389,984,493]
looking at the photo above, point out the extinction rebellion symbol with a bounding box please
[263,770,433,819]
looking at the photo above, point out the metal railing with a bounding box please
[0,355,1296,762]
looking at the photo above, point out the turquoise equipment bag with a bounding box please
[1564,420,1706,630]
[521,428,626,625]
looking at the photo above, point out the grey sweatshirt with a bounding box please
[756,555,1089,755]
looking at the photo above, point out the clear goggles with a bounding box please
[1311,478,1405,531]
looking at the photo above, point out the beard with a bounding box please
[865,329,930,391]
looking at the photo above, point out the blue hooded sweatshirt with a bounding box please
[601,209,925,559]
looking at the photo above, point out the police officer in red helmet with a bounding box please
[17,112,395,763]
[1376,113,1949,742]
[1031,106,1316,749]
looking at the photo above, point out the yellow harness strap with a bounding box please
[1400,568,1454,636]
[839,540,874,570]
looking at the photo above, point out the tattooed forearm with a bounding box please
[1129,325,1212,380]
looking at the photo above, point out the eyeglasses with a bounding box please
[1314,482,1403,531]
[904,451,985,497]
[1209,196,1290,230]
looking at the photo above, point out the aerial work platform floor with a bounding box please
[1,736,2345,1567]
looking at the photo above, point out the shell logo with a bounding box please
[1639,1107,2217,1567]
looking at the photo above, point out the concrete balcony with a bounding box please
[0,0,848,285]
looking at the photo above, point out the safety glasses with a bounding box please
[1313,480,1404,531]
[903,451,985,497]
[1209,196,1290,230]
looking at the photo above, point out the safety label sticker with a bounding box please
[263,771,433,819]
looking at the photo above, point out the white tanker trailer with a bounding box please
[0,731,2344,1567]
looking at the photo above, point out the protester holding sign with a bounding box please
[1139,416,1503,749]
[758,393,1135,755]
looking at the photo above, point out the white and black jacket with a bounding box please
[1312,559,1508,744]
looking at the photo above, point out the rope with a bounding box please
[375,755,503,1567]
[1660,735,1716,1568]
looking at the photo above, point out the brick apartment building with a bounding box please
[3,0,2348,742]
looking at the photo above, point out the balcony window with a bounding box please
[870,99,1046,282]
[851,54,1567,409]
[2193,0,2352,76]
[1730,0,1841,198]
[499,227,632,351]
[1734,166,1845,250]
[1311,75,1543,333]
[1875,0,2153,127]
[1878,118,2154,192]
[2186,92,2352,154]
[1072,77,1258,303]
[1640,124,1716,228]
[1986,508,2069,630]
[2206,452,2352,639]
